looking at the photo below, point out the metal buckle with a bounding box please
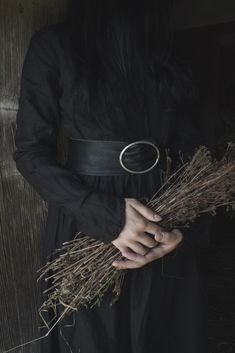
[119,140,160,174]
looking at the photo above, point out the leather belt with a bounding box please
[65,136,165,176]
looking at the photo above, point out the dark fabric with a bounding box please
[13,21,212,353]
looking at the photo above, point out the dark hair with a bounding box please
[66,0,195,116]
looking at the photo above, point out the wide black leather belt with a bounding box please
[65,137,165,176]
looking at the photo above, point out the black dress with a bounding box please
[13,22,212,353]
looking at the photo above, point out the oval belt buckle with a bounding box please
[119,140,160,174]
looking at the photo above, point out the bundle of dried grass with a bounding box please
[37,143,235,331]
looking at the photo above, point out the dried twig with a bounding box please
[37,143,235,329]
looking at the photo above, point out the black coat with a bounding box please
[13,21,212,353]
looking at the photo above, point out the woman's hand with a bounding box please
[111,198,183,270]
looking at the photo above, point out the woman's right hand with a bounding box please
[111,198,162,260]
[111,198,183,269]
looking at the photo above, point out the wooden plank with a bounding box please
[0,1,66,351]
[0,111,48,352]
[0,0,66,110]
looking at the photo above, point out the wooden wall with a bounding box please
[0,1,66,352]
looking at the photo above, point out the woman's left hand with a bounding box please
[112,228,183,270]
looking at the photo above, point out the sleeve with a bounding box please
[168,99,213,252]
[13,28,126,244]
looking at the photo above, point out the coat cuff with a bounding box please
[67,194,126,244]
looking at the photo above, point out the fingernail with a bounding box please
[155,232,164,240]
[161,231,168,240]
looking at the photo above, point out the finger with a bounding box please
[111,242,142,259]
[131,199,162,222]
[154,231,170,243]
[172,228,184,244]
[154,229,182,244]
[136,232,158,248]
[127,241,149,256]
[122,247,146,261]
[144,222,164,237]
[144,244,168,262]
[112,259,141,270]
[155,229,180,243]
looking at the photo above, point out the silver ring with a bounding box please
[119,140,160,174]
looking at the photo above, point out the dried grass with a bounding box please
[37,143,235,330]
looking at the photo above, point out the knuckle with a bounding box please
[125,230,137,240]
[129,231,139,241]
[137,218,147,229]
[134,232,142,241]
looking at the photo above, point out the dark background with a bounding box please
[175,9,235,351]
[0,1,234,352]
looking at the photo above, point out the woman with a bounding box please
[13,1,211,352]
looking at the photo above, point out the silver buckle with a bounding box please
[119,140,160,174]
